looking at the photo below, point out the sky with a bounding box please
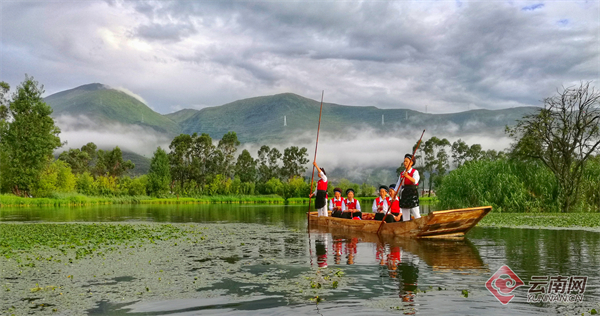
[1,0,599,115]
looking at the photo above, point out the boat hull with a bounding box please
[308,206,491,238]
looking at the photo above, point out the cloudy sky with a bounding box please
[1,0,598,114]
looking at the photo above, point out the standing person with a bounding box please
[309,161,328,217]
[385,184,402,223]
[395,154,421,221]
[330,187,345,218]
[372,185,389,221]
[343,188,362,219]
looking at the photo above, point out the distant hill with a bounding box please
[44,83,181,135]
[176,93,539,142]
[122,151,151,176]
[164,108,199,124]
[45,84,539,144]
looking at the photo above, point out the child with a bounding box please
[330,187,344,218]
[309,161,328,216]
[343,188,362,219]
[395,154,421,221]
[385,184,402,223]
[372,185,389,221]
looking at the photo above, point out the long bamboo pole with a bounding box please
[308,91,325,215]
[307,91,324,267]
[376,129,425,235]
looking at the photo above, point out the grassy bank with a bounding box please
[0,194,286,207]
[477,212,600,229]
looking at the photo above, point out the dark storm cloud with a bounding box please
[0,0,598,114]
[134,22,197,42]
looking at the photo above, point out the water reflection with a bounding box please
[2,204,599,315]
[310,226,485,270]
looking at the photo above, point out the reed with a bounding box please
[437,158,600,213]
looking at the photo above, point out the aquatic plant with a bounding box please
[477,213,600,228]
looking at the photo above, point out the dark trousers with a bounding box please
[385,213,401,223]
[331,210,343,217]
[342,211,362,219]
[374,213,385,221]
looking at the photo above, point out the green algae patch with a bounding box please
[0,223,184,260]
[0,222,350,315]
[477,212,600,229]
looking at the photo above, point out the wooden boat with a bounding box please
[310,225,486,270]
[308,206,491,239]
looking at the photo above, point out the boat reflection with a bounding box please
[310,225,486,270]
[309,226,486,314]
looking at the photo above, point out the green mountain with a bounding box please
[44,83,181,135]
[122,151,151,176]
[45,84,539,144]
[164,108,199,124]
[177,93,538,142]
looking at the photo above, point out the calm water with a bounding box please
[1,204,599,315]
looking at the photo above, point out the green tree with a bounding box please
[281,146,309,180]
[235,149,257,183]
[264,177,284,195]
[359,182,376,197]
[191,133,215,189]
[169,134,193,190]
[466,144,483,162]
[451,139,469,168]
[507,82,600,212]
[257,145,282,182]
[422,137,450,196]
[0,76,62,196]
[94,146,134,178]
[147,147,171,196]
[76,172,97,195]
[217,131,240,179]
[58,142,98,175]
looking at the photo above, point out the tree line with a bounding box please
[0,76,337,198]
[147,131,313,197]
[436,82,600,213]
[399,136,506,197]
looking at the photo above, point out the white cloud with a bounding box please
[55,115,170,156]
[1,0,598,115]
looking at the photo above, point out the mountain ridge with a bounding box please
[44,84,540,143]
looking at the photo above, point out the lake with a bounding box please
[1,204,598,315]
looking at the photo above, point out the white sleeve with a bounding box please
[382,199,389,213]
[395,174,403,191]
[356,200,361,211]
[372,199,378,213]
[319,171,327,183]
[412,169,420,185]
[329,199,333,211]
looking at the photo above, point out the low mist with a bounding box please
[54,115,513,184]
[54,115,171,157]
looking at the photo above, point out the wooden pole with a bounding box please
[376,129,425,235]
[308,91,325,222]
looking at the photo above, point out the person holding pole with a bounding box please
[395,154,421,221]
[372,185,389,221]
[309,161,328,217]
[385,184,402,223]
